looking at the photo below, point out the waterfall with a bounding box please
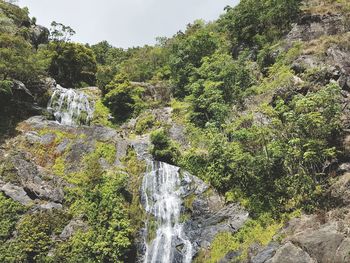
[142,161,193,263]
[47,85,94,126]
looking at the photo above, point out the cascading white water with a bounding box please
[142,161,193,263]
[47,85,94,126]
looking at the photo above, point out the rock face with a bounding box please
[0,182,33,205]
[181,171,249,252]
[287,13,346,42]
[30,24,49,48]
[251,206,350,263]
[265,242,316,263]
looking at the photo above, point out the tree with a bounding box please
[187,52,254,127]
[103,74,144,122]
[0,34,39,82]
[48,42,97,88]
[50,21,76,42]
[150,128,179,164]
[219,0,301,48]
[168,21,220,98]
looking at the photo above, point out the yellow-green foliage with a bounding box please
[170,99,190,123]
[0,210,69,262]
[252,43,303,94]
[122,149,147,237]
[135,113,158,135]
[0,193,26,241]
[183,193,196,211]
[38,128,75,143]
[28,129,76,167]
[94,141,116,165]
[57,157,133,262]
[52,156,65,177]
[0,160,19,184]
[205,215,282,262]
[91,99,114,127]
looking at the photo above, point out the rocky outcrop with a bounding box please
[181,171,249,252]
[1,151,65,202]
[131,81,171,103]
[265,242,316,263]
[0,181,33,205]
[287,13,346,42]
[30,24,49,48]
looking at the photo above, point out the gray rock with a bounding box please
[60,218,88,240]
[55,138,70,155]
[25,131,41,145]
[330,173,350,205]
[287,13,345,42]
[181,172,249,253]
[337,163,350,173]
[30,24,49,48]
[12,80,34,103]
[4,152,65,203]
[40,133,56,145]
[334,238,350,263]
[37,202,62,210]
[169,123,187,147]
[266,242,316,263]
[219,251,241,263]
[251,242,279,263]
[1,183,32,205]
[291,223,345,263]
[115,140,129,166]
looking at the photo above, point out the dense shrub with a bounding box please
[150,128,179,164]
[48,42,97,88]
[103,75,144,123]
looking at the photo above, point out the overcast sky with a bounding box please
[18,0,238,48]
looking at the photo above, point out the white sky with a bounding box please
[18,0,238,48]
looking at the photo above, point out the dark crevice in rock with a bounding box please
[23,187,39,200]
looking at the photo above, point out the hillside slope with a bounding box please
[1,0,350,262]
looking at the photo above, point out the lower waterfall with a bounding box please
[142,161,193,263]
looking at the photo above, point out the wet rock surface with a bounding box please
[181,171,248,257]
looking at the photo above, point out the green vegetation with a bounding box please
[202,215,283,262]
[91,99,114,127]
[103,74,145,123]
[150,128,179,164]
[0,193,26,241]
[135,113,158,135]
[1,0,349,261]
[47,41,97,88]
[0,210,68,262]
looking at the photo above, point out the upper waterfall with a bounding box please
[142,161,193,263]
[47,85,94,126]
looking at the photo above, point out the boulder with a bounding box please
[251,242,279,263]
[266,242,316,263]
[334,238,350,263]
[1,152,65,203]
[291,223,345,263]
[59,218,89,240]
[1,182,33,205]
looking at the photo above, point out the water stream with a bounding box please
[142,161,193,263]
[47,85,94,126]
